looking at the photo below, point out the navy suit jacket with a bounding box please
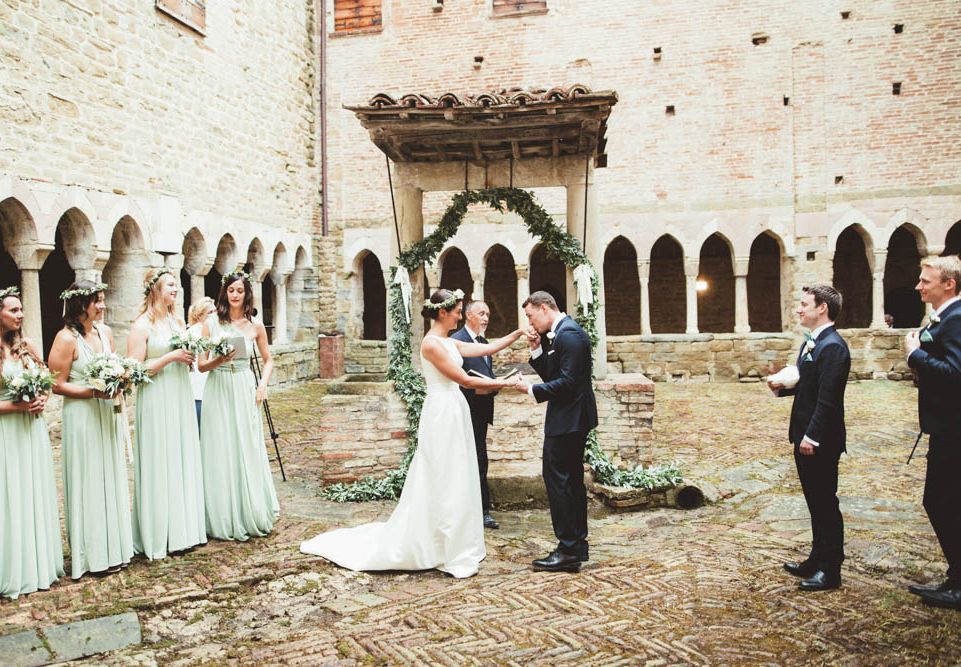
[452,326,494,425]
[781,325,851,455]
[908,299,961,436]
[529,316,598,437]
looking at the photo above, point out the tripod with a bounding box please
[250,347,287,481]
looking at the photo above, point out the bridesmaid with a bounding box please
[0,286,64,598]
[187,297,215,430]
[126,268,206,559]
[198,271,279,540]
[48,281,133,579]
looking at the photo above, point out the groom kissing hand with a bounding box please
[512,291,597,573]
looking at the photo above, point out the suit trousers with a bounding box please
[794,448,845,571]
[924,434,961,583]
[543,430,589,558]
[471,417,491,514]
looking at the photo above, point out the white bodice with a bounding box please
[420,335,462,391]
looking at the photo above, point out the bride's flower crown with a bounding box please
[60,282,108,301]
[0,285,20,300]
[422,289,464,311]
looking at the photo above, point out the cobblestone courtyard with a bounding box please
[2,381,960,665]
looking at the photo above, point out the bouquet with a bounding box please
[169,331,210,356]
[208,333,235,358]
[84,352,151,413]
[1,359,55,417]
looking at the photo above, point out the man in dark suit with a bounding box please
[768,284,850,591]
[514,291,598,572]
[905,255,961,611]
[451,300,499,530]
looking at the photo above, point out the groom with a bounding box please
[514,291,597,573]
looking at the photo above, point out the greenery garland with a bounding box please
[322,187,681,502]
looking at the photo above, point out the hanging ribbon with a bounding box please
[393,266,412,323]
[573,264,595,308]
[114,395,134,464]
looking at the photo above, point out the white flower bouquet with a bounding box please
[169,331,210,356]
[84,352,151,413]
[1,359,55,417]
[208,333,235,358]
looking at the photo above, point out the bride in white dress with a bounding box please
[301,289,525,578]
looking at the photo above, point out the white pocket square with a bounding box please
[547,350,555,356]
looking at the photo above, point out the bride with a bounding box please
[301,288,525,578]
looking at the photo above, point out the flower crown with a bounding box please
[221,269,252,286]
[422,289,465,311]
[144,269,173,296]
[0,285,20,300]
[60,282,108,301]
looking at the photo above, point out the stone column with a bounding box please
[734,256,751,334]
[870,249,888,329]
[191,274,206,306]
[684,259,699,334]
[164,253,186,319]
[638,259,652,335]
[516,263,530,329]
[272,273,289,344]
[566,163,607,377]
[425,266,441,296]
[16,247,51,345]
[388,176,426,352]
[471,269,484,302]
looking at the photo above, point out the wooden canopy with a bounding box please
[347,84,618,167]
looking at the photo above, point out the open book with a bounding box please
[467,368,520,381]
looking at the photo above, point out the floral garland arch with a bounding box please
[323,187,680,502]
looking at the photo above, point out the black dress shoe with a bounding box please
[483,514,499,530]
[918,587,961,610]
[532,551,581,572]
[908,580,953,596]
[799,570,841,591]
[783,560,817,578]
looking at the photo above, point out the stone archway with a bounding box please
[649,235,686,334]
[833,226,872,328]
[603,236,640,335]
[101,216,149,349]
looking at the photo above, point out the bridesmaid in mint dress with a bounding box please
[126,268,206,559]
[0,287,64,598]
[48,281,133,579]
[198,271,279,540]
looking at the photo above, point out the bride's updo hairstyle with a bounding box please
[421,289,462,320]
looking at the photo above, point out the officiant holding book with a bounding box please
[452,300,500,530]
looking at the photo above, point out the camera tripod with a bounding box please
[250,347,287,481]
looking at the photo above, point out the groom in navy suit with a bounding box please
[452,300,500,530]
[769,284,850,591]
[905,255,961,610]
[514,291,597,572]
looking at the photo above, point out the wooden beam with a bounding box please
[511,140,521,160]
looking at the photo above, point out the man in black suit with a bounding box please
[513,291,598,572]
[451,300,500,530]
[768,284,850,591]
[905,255,961,611]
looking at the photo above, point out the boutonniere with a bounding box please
[546,331,555,341]
[804,339,815,354]
[930,314,941,325]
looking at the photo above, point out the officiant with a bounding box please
[452,300,500,530]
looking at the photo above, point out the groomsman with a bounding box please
[768,284,850,591]
[905,255,961,611]
[452,300,499,530]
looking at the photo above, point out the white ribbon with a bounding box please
[393,267,412,323]
[115,394,133,464]
[573,264,595,308]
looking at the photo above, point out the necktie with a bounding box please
[803,331,814,344]
[475,336,492,372]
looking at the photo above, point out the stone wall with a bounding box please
[271,342,322,388]
[344,339,388,375]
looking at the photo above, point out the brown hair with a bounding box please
[421,289,462,320]
[217,273,255,324]
[62,280,105,336]
[0,294,41,366]
[521,290,559,311]
[802,284,843,321]
[920,255,961,295]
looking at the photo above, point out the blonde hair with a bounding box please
[138,268,177,323]
[921,255,961,295]
[188,297,216,325]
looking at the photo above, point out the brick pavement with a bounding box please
[2,381,960,665]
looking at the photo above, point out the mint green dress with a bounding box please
[132,317,207,559]
[0,359,65,599]
[199,317,279,540]
[61,325,134,578]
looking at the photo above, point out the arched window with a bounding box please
[39,227,75,355]
[100,217,148,352]
[884,226,924,327]
[603,236,640,335]
[697,234,735,333]
[361,252,386,340]
[944,220,961,257]
[649,236,685,333]
[832,226,872,328]
[439,247,472,302]
[748,232,782,332]
[483,245,517,337]
[529,244,566,312]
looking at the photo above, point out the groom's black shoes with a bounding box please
[917,587,961,610]
[783,560,817,578]
[798,570,841,591]
[483,514,499,530]
[532,551,581,572]
[908,579,955,596]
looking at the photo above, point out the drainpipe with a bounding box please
[319,0,329,236]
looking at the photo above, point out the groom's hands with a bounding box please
[526,327,541,351]
[511,375,531,393]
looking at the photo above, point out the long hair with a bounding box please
[138,268,177,323]
[0,295,40,366]
[63,280,104,336]
[216,273,255,324]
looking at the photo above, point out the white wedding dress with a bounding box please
[300,334,485,578]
